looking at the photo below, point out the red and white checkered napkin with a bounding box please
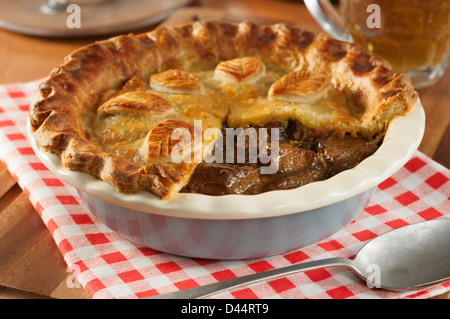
[0,80,449,299]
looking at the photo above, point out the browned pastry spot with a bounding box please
[98,91,174,116]
[150,69,203,94]
[27,21,418,200]
[268,70,331,104]
[141,119,202,161]
[215,56,265,83]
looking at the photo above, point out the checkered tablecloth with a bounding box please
[0,79,449,299]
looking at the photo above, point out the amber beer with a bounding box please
[340,0,450,85]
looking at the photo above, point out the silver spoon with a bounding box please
[147,218,450,299]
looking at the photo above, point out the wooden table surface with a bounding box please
[0,0,448,299]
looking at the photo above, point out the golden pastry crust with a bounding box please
[215,56,266,84]
[98,91,174,116]
[150,69,203,94]
[140,119,202,161]
[28,20,418,200]
[268,70,331,104]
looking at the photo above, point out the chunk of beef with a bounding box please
[276,142,317,173]
[182,163,261,195]
[320,136,378,176]
[262,165,328,192]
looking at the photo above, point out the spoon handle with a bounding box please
[147,257,353,299]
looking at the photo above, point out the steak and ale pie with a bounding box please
[28,21,418,200]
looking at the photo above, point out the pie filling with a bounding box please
[182,119,380,195]
[85,55,383,196]
[28,22,419,200]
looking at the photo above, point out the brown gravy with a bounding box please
[181,120,380,195]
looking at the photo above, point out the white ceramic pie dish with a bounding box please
[27,99,425,259]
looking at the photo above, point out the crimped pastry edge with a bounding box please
[27,20,418,199]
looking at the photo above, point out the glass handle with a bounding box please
[303,0,352,42]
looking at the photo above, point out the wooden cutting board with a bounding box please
[0,161,91,298]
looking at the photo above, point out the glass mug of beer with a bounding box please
[304,0,450,89]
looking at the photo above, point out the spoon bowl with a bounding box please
[148,218,450,298]
[351,218,450,291]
